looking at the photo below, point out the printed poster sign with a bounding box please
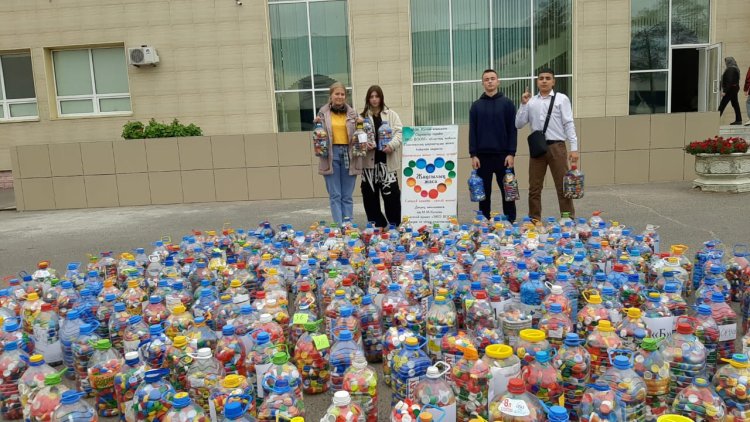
[401,126,459,228]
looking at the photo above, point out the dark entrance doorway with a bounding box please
[671,48,700,113]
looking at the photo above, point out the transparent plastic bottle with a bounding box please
[32,302,63,366]
[413,361,456,422]
[503,169,520,202]
[216,324,247,376]
[352,121,368,158]
[19,354,55,421]
[451,344,491,420]
[51,391,97,422]
[357,295,383,363]
[187,348,226,412]
[712,353,750,421]
[671,376,726,421]
[522,349,563,407]
[321,390,364,421]
[488,378,547,422]
[343,354,379,422]
[601,352,647,421]
[113,351,145,421]
[30,370,70,422]
[579,382,623,422]
[209,374,255,420]
[616,308,651,350]
[132,368,176,421]
[633,338,670,419]
[165,392,210,422]
[585,320,624,382]
[539,303,574,350]
[708,291,737,360]
[329,329,363,392]
[662,317,707,403]
[87,339,123,417]
[72,322,100,396]
[563,165,584,199]
[377,119,393,151]
[553,333,590,417]
[313,121,329,158]
[468,170,486,202]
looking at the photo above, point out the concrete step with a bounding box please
[719,125,750,138]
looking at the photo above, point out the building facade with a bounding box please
[2,0,749,209]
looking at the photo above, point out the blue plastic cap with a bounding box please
[549,406,568,421]
[662,271,674,278]
[172,281,183,290]
[627,274,639,282]
[517,262,527,270]
[338,330,353,341]
[194,316,205,324]
[613,355,630,369]
[529,271,540,280]
[60,391,83,405]
[68,309,81,320]
[227,256,237,264]
[413,272,424,281]
[396,245,406,252]
[3,318,19,332]
[372,257,381,264]
[240,305,253,315]
[79,323,95,335]
[591,382,610,391]
[149,324,163,335]
[457,273,469,281]
[697,304,712,315]
[197,262,207,268]
[550,303,563,313]
[388,284,400,292]
[564,333,580,346]
[104,293,116,302]
[149,296,161,304]
[558,265,569,273]
[128,315,143,325]
[135,248,145,254]
[362,295,372,306]
[23,275,32,282]
[711,292,725,302]
[664,282,678,293]
[60,281,74,289]
[114,302,126,312]
[300,268,310,276]
[67,263,78,271]
[3,340,18,351]
[222,324,235,336]
[340,307,353,317]
[80,288,92,297]
[201,289,212,297]
[733,354,749,364]
[711,265,723,274]
[144,369,166,383]
[224,401,243,419]
[157,279,168,288]
[172,393,191,409]
[536,350,550,363]
[601,286,615,296]
[595,272,606,281]
[470,282,482,290]
[557,273,569,282]
[491,275,502,283]
[543,256,553,264]
[256,331,270,344]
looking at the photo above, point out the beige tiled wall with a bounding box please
[9,112,721,211]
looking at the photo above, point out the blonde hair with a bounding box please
[329,82,346,97]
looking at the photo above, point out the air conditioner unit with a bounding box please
[128,45,160,67]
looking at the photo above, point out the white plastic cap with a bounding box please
[426,365,440,378]
[551,285,563,295]
[260,313,272,323]
[333,390,351,405]
[125,351,139,361]
[267,299,277,306]
[196,348,212,359]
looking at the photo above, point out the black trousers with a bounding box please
[476,153,517,222]
[361,171,401,228]
[719,87,743,122]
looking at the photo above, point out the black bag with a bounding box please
[527,94,556,158]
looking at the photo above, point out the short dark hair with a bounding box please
[537,67,555,77]
[482,69,498,78]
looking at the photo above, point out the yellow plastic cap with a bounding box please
[419,412,433,421]
[127,280,139,288]
[657,416,694,422]
[27,292,39,301]
[437,288,449,297]
[267,268,277,275]
[597,320,614,332]
[519,329,546,342]
[173,304,186,314]
[174,392,189,400]
[230,279,241,288]
[587,294,602,305]
[627,308,642,319]
[335,289,345,296]
[30,354,44,363]
[485,344,513,360]
[435,295,446,302]
[262,254,272,260]
[173,336,187,348]
[222,374,244,388]
[405,337,419,347]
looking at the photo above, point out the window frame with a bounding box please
[269,0,353,132]
[410,0,574,125]
[0,52,39,122]
[50,46,132,118]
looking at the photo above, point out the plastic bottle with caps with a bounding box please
[194,289,221,332]
[0,337,28,420]
[165,392,211,422]
[601,352,647,421]
[293,322,330,395]
[72,322,101,396]
[482,344,520,409]
[342,354,379,422]
[516,328,550,366]
[123,279,147,316]
[466,290,502,355]
[412,361,455,422]
[499,299,532,349]
[216,324,248,376]
[542,283,572,319]
[321,390,364,422]
[187,348,226,412]
[519,272,549,326]
[708,291,737,360]
[108,302,131,355]
[31,302,62,366]
[599,286,624,326]
[578,290,611,338]
[209,374,255,421]
[143,295,169,327]
[578,381,623,422]
[114,351,145,421]
[164,304,194,341]
[50,391,97,422]
[615,308,651,351]
[21,291,43,337]
[661,282,687,317]
[521,349,563,407]
[166,335,193,392]
[671,377,726,421]
[633,338,670,419]
[19,354,56,421]
[87,338,123,417]
[332,306,362,346]
[95,293,117,340]
[468,170,486,203]
[488,378,547,421]
[539,303,574,350]
[552,333,591,416]
[661,316,707,403]
[585,320,624,382]
[329,329,363,392]
[244,331,276,406]
[502,169,520,202]
[30,369,70,422]
[713,353,750,421]
[256,378,303,422]
[141,323,172,369]
[450,344,491,420]
[390,335,431,405]
[426,295,457,361]
[250,313,286,347]
[122,315,149,355]
[132,368,176,421]
[357,295,383,363]
[261,347,302,403]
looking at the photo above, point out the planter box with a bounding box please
[693,152,750,193]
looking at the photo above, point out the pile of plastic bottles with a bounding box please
[1,212,750,421]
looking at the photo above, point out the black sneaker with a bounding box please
[731,121,743,125]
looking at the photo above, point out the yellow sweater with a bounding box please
[331,113,348,145]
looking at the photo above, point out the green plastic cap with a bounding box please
[272,351,289,365]
[641,337,658,351]
[44,369,66,386]
[94,339,112,350]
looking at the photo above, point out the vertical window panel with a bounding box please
[2,54,36,99]
[53,50,93,96]
[454,82,482,124]
[414,84,452,126]
[492,0,532,79]
[310,1,350,86]
[411,0,451,83]
[92,47,129,94]
[452,0,489,82]
[630,71,668,114]
[270,3,312,91]
[631,0,669,71]
[534,0,572,75]
[671,0,710,44]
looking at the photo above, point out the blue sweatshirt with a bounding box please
[469,92,518,156]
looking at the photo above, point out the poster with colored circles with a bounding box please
[400,125,459,228]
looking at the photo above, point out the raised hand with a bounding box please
[521,86,532,105]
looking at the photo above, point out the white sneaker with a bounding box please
[745,120,750,126]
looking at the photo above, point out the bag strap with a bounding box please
[542,94,556,135]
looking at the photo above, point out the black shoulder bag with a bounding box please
[527,94,556,158]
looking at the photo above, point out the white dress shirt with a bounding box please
[515,89,578,152]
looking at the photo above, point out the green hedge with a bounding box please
[122,119,203,139]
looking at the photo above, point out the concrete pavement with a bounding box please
[1,181,748,420]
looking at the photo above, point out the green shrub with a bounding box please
[122,118,203,139]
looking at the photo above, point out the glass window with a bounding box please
[52,47,130,116]
[630,0,669,71]
[411,0,573,125]
[671,0,710,44]
[0,53,38,120]
[269,0,352,132]
[630,71,668,114]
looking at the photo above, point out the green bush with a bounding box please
[122,119,203,139]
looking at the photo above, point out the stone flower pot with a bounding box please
[693,152,750,192]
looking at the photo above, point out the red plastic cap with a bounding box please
[508,378,525,394]
[38,261,49,269]
[342,278,353,286]
[475,291,488,300]
[184,257,195,264]
[676,322,693,334]
[429,247,439,253]
[382,234,389,239]
[571,165,577,170]
[613,264,624,272]
[237,262,246,269]
[256,291,266,299]
[300,282,310,292]
[41,303,53,312]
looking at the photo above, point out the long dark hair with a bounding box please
[361,85,387,117]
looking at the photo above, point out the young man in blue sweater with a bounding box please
[469,69,518,222]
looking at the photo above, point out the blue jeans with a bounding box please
[746,94,750,120]
[324,145,357,224]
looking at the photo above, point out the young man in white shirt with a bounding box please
[515,68,579,221]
